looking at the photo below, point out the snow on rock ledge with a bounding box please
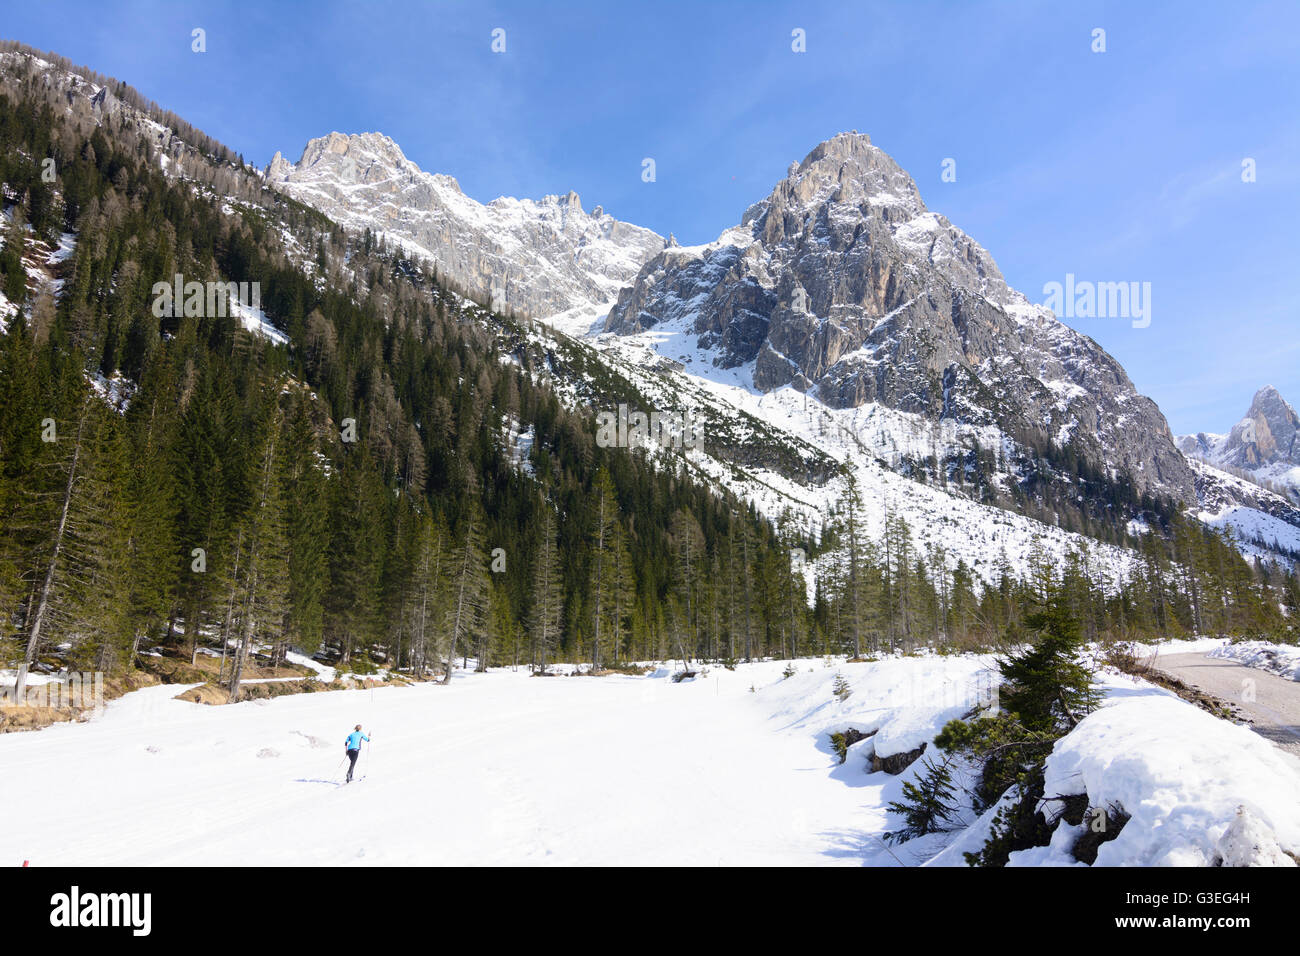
[1038,695,1300,866]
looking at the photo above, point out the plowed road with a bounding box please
[1154,652,1300,757]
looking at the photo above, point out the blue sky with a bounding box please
[5,1,1298,435]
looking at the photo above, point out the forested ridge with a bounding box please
[0,42,1295,704]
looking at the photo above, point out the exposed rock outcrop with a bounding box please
[605,132,1195,503]
[267,132,666,320]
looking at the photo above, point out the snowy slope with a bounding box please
[1187,457,1300,564]
[513,313,1148,589]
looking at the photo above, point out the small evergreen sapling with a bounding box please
[832,671,852,702]
[886,753,961,843]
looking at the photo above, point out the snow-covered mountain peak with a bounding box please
[1180,385,1300,497]
[266,132,665,318]
[270,131,461,193]
[1247,384,1294,421]
[603,132,1193,502]
[743,130,927,229]
[307,130,408,168]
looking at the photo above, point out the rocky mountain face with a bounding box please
[605,132,1195,503]
[1178,386,1300,494]
[1,48,217,175]
[266,132,665,319]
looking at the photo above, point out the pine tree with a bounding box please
[485,579,516,670]
[528,497,563,673]
[444,482,488,683]
[228,407,291,702]
[607,522,635,663]
[837,466,868,657]
[172,370,233,664]
[118,396,179,665]
[325,445,385,666]
[587,467,619,671]
[668,509,704,660]
[280,393,328,660]
[732,511,756,661]
[61,402,132,673]
[13,395,110,696]
[408,510,447,679]
[832,671,852,702]
[0,316,45,631]
[1,202,27,306]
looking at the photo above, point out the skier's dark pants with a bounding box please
[346,748,360,781]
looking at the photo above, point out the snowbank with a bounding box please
[284,650,336,682]
[924,667,1300,867]
[1030,693,1300,865]
[1123,636,1229,657]
[757,654,998,760]
[1209,641,1300,682]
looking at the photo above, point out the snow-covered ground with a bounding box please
[1124,636,1231,658]
[227,295,290,346]
[4,654,1298,866]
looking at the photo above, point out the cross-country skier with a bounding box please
[344,724,370,782]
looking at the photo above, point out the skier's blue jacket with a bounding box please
[345,731,370,752]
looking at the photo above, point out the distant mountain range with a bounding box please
[261,127,1300,570]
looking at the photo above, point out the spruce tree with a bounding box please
[887,754,961,842]
[528,497,563,673]
[228,408,291,701]
[998,600,1100,734]
[444,481,488,683]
